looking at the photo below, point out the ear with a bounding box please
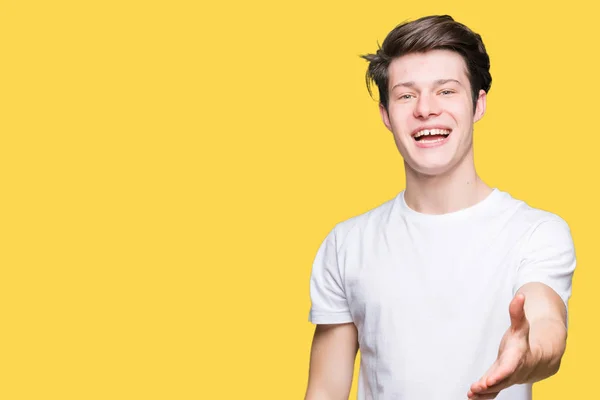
[473,89,487,122]
[379,103,393,132]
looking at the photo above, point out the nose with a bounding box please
[413,94,441,119]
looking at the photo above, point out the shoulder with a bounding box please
[330,193,401,249]
[495,191,573,249]
[495,190,572,232]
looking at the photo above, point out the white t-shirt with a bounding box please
[308,188,576,400]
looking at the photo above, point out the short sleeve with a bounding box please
[308,227,353,324]
[514,217,577,310]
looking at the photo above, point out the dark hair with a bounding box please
[360,15,492,112]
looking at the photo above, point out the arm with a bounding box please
[305,323,359,400]
[518,281,568,380]
[306,227,357,398]
[469,217,576,398]
[468,283,568,398]
[513,217,575,382]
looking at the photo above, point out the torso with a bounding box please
[334,188,548,399]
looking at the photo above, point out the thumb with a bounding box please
[509,293,527,332]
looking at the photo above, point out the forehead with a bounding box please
[387,49,469,88]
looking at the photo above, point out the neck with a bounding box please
[403,149,493,215]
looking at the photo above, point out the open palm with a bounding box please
[468,294,537,399]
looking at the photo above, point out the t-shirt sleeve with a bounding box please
[513,217,577,312]
[308,227,353,325]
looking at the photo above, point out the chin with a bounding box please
[408,160,456,177]
[415,166,452,177]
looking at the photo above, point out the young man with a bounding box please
[305,15,576,400]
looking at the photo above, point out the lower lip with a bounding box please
[414,134,451,148]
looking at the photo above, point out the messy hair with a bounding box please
[361,15,492,111]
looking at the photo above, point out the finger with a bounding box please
[485,355,520,387]
[469,377,489,394]
[471,358,503,393]
[480,376,511,394]
[469,379,488,395]
[471,393,499,400]
[509,293,527,332]
[486,363,512,387]
[471,375,488,390]
[488,343,527,386]
[472,347,523,395]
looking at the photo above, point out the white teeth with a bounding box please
[419,137,446,143]
[414,128,451,138]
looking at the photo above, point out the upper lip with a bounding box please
[411,125,452,137]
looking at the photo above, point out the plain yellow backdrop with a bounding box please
[0,0,597,398]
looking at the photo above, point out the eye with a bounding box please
[398,94,414,100]
[439,89,454,95]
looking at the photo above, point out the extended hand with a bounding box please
[467,293,539,399]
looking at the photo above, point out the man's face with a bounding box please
[380,49,486,176]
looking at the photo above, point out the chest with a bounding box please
[340,221,523,330]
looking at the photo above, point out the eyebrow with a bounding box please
[391,79,463,90]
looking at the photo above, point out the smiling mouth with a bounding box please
[413,128,451,143]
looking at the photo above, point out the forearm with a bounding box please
[526,317,567,382]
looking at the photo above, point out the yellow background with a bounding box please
[1,0,597,398]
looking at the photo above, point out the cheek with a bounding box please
[444,100,473,121]
[387,107,413,129]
